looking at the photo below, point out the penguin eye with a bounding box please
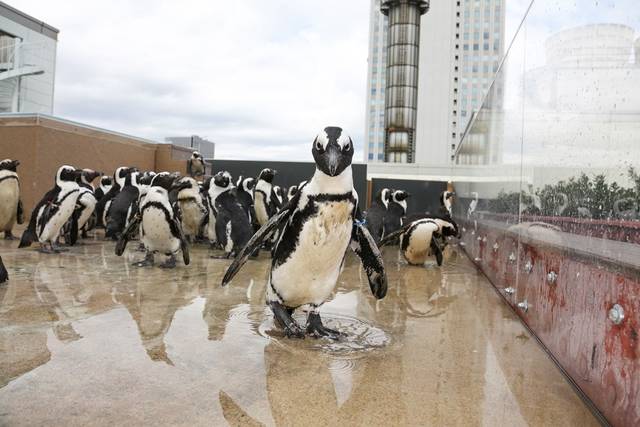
[315,141,324,152]
[343,141,351,152]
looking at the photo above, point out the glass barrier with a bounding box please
[452,1,639,425]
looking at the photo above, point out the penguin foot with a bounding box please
[38,244,54,254]
[4,231,15,241]
[134,252,154,267]
[159,254,177,269]
[306,312,342,340]
[269,301,305,339]
[136,242,146,252]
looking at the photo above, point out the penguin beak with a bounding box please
[12,160,20,168]
[326,144,340,176]
[171,181,191,192]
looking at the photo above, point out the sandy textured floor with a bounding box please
[0,235,598,426]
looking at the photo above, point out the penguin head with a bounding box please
[0,159,19,172]
[171,176,198,193]
[138,171,156,186]
[393,190,410,203]
[114,166,135,187]
[56,165,81,184]
[312,126,353,177]
[213,171,233,190]
[100,176,113,187]
[80,169,101,185]
[242,177,255,192]
[287,185,298,199]
[376,188,390,208]
[192,151,202,160]
[258,168,276,183]
[151,172,177,191]
[440,191,455,205]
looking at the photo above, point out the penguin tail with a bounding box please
[18,228,36,248]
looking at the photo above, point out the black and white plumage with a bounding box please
[272,185,285,212]
[115,172,189,268]
[380,216,459,266]
[19,165,82,253]
[173,177,207,242]
[65,169,101,244]
[209,171,253,257]
[96,166,133,227]
[286,185,298,202]
[254,168,277,227]
[222,127,387,339]
[364,188,390,243]
[235,175,256,224]
[187,151,205,178]
[94,176,112,201]
[439,191,455,216]
[105,171,140,240]
[383,189,410,241]
[0,159,23,240]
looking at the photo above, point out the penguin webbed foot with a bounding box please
[134,251,154,267]
[306,311,342,340]
[4,231,15,241]
[269,301,305,339]
[159,254,177,269]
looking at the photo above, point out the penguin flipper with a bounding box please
[172,219,190,266]
[115,214,141,256]
[431,236,443,266]
[221,207,291,287]
[350,222,387,299]
[17,199,24,224]
[378,224,411,248]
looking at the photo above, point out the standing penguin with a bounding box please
[174,176,207,242]
[364,188,390,243]
[105,171,140,240]
[116,172,189,269]
[254,168,277,227]
[0,159,24,240]
[439,191,455,216]
[286,185,298,202]
[222,127,387,339]
[187,151,205,178]
[94,176,112,201]
[235,175,256,224]
[19,165,82,253]
[379,216,459,266]
[96,166,133,227]
[272,185,285,212]
[209,171,253,258]
[383,189,410,242]
[65,168,101,244]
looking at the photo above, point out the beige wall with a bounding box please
[0,116,190,214]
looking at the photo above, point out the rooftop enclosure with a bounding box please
[0,114,190,213]
[452,1,640,425]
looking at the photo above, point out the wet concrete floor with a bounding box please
[0,236,599,426]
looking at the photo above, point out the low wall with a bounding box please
[0,115,189,214]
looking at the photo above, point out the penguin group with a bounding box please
[2,127,464,340]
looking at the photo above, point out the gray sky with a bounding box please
[17,0,370,161]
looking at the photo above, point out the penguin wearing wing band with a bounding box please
[222,127,387,339]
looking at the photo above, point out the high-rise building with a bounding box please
[0,2,58,113]
[364,0,505,165]
[165,135,216,159]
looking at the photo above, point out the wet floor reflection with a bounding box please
[0,238,598,425]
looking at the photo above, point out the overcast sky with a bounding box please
[17,0,371,161]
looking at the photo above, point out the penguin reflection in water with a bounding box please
[115,172,190,269]
[222,127,387,339]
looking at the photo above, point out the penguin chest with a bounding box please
[403,225,435,265]
[254,192,269,225]
[271,200,354,306]
[0,178,19,228]
[142,207,179,252]
[39,190,79,241]
[179,199,204,236]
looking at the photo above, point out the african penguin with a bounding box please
[94,176,112,201]
[187,151,205,178]
[235,175,256,224]
[105,171,141,240]
[286,185,298,202]
[174,176,207,242]
[209,171,253,258]
[116,172,189,269]
[254,168,277,227]
[380,216,459,267]
[364,188,390,243]
[383,189,410,239]
[19,165,82,253]
[222,126,387,339]
[272,185,284,211]
[439,190,455,216]
[0,159,24,240]
[65,168,101,244]
[96,166,134,227]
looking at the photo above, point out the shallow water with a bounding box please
[0,237,598,426]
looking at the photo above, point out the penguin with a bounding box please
[96,166,134,227]
[222,127,387,339]
[0,256,7,283]
[383,189,410,242]
[439,191,455,216]
[187,151,205,178]
[364,188,390,243]
[65,168,101,244]
[94,175,112,201]
[19,165,82,253]
[105,171,140,240]
[235,175,256,224]
[137,171,157,202]
[174,176,207,242]
[115,172,189,269]
[272,185,285,211]
[209,171,253,258]
[254,168,277,227]
[286,185,298,202]
[0,159,24,240]
[379,216,459,266]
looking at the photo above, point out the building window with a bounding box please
[472,64,478,72]
[461,110,467,116]
[368,153,374,160]
[377,153,384,160]
[463,32,469,40]
[494,40,500,51]
[483,31,489,39]
[463,44,469,51]
[371,88,376,96]
[473,44,479,51]
[473,31,479,39]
